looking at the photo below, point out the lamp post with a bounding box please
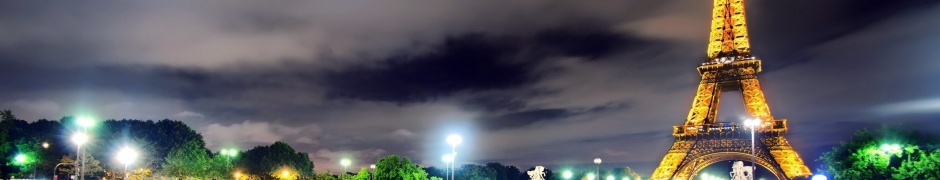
[117,146,138,180]
[442,154,454,180]
[71,131,89,180]
[369,164,376,180]
[446,134,462,180]
[340,159,351,174]
[561,170,572,179]
[744,118,761,180]
[593,158,602,180]
[76,117,95,180]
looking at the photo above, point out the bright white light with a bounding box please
[117,146,138,165]
[442,154,454,163]
[586,173,596,180]
[71,132,89,145]
[744,118,761,128]
[446,134,463,146]
[42,142,50,149]
[606,175,614,180]
[811,175,828,180]
[623,177,631,180]
[340,159,351,166]
[77,117,95,128]
[562,171,572,179]
[594,158,602,164]
[370,164,376,169]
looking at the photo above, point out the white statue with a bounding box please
[527,166,546,180]
[730,161,754,180]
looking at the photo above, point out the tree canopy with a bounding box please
[374,155,429,180]
[819,126,940,179]
[236,141,315,179]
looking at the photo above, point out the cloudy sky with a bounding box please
[2,0,939,174]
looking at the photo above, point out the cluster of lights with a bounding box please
[560,170,630,180]
[220,149,239,157]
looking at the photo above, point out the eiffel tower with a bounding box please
[649,0,812,179]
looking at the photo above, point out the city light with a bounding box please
[42,142,49,149]
[117,146,139,165]
[77,117,95,128]
[446,134,463,146]
[880,144,901,154]
[442,154,454,163]
[586,173,596,180]
[14,154,27,163]
[811,175,828,180]
[562,171,573,179]
[71,132,89,145]
[607,175,614,180]
[340,158,351,172]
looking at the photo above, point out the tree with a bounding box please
[374,155,428,180]
[163,139,212,179]
[237,141,315,179]
[485,163,521,180]
[354,167,371,180]
[819,126,939,179]
[458,164,496,180]
[316,171,338,180]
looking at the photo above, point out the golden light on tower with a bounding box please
[650,0,812,179]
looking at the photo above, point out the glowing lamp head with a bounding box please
[42,142,50,149]
[340,159,351,166]
[442,154,454,163]
[71,132,89,145]
[811,175,828,180]
[744,118,761,128]
[561,171,573,179]
[607,175,614,180]
[14,154,27,163]
[880,144,901,154]
[234,172,242,178]
[586,173,596,180]
[281,170,289,178]
[370,164,376,169]
[117,146,138,165]
[623,177,631,180]
[77,117,95,128]
[446,134,463,146]
[593,158,602,164]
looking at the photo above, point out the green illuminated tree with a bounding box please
[374,155,428,180]
[819,126,939,179]
[163,139,212,179]
[354,167,371,180]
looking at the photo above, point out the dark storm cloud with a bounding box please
[323,28,660,103]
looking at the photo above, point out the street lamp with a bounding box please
[42,142,50,149]
[370,164,376,180]
[562,170,572,179]
[586,173,596,180]
[72,131,90,180]
[442,154,454,180]
[606,175,614,180]
[340,159,351,173]
[446,134,462,180]
[811,175,828,180]
[594,158,602,180]
[744,118,761,180]
[117,146,138,180]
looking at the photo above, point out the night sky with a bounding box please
[2,0,939,175]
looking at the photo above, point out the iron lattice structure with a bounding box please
[650,0,812,179]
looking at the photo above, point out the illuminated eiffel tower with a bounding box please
[649,0,812,179]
